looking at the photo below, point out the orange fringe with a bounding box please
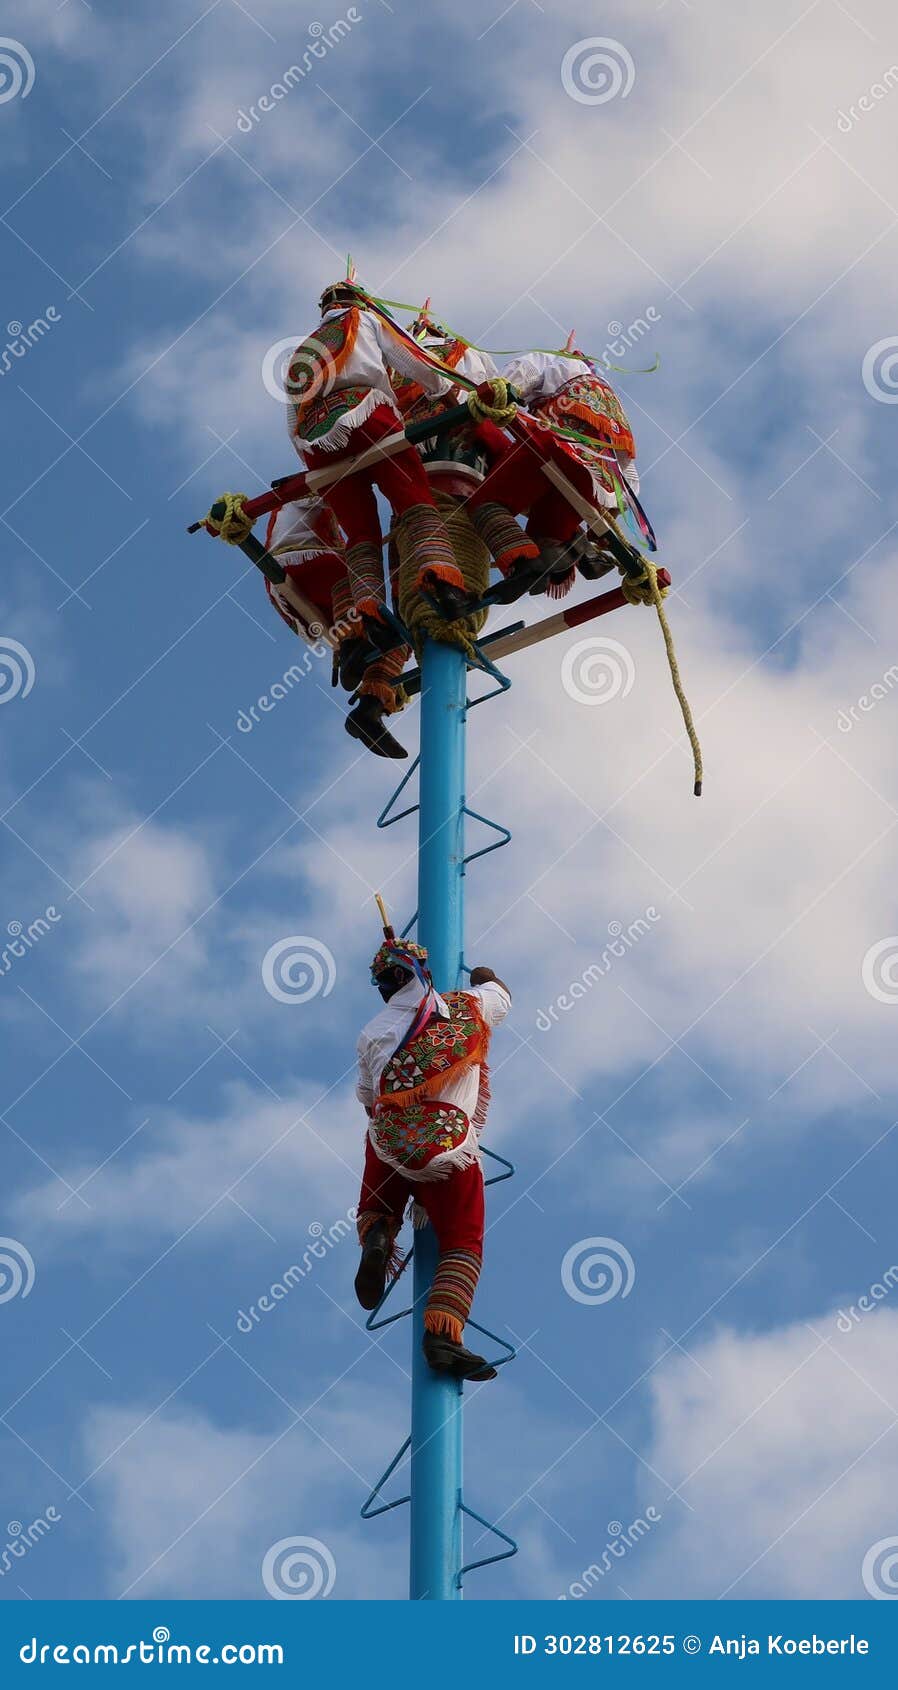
[359,675,401,712]
[494,541,540,574]
[415,560,466,589]
[377,996,493,1113]
[424,1310,463,1345]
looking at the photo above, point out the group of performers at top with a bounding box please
[263,271,649,759]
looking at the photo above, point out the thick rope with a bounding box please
[204,491,253,545]
[619,555,703,797]
[395,492,490,661]
[466,380,517,424]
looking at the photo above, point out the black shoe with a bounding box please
[423,1330,498,1382]
[345,696,408,760]
[418,572,475,622]
[360,609,405,655]
[526,541,574,597]
[574,535,616,581]
[354,1222,391,1310]
[484,556,547,606]
[338,636,371,693]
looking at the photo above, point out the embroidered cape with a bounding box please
[535,373,637,462]
[369,990,492,1180]
[287,308,361,441]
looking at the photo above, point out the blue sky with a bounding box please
[3,0,898,1604]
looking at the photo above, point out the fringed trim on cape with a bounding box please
[367,1117,482,1183]
[294,388,399,454]
[376,995,492,1112]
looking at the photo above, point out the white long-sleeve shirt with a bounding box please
[502,348,592,404]
[292,308,452,453]
[356,977,510,1122]
[503,348,640,496]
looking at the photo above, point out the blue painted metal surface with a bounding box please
[363,634,519,1598]
[410,638,467,1601]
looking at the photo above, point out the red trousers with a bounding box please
[468,426,594,545]
[357,1136,485,1342]
[304,405,440,549]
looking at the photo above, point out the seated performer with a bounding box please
[394,302,506,450]
[465,336,646,601]
[286,273,472,647]
[263,497,409,759]
[354,936,511,1382]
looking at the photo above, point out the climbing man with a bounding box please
[354,935,511,1382]
[286,272,473,699]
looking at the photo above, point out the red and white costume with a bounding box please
[262,496,409,715]
[287,299,467,617]
[263,497,351,642]
[465,349,643,587]
[503,349,640,505]
[356,974,510,1343]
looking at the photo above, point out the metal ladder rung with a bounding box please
[360,1436,411,1519]
[457,1504,518,1583]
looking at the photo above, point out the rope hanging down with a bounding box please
[617,555,703,797]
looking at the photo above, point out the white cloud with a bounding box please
[82,1388,407,1599]
[621,1304,898,1598]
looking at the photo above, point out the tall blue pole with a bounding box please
[410,635,467,1600]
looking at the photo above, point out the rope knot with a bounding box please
[204,491,253,546]
[619,556,668,607]
[467,378,517,424]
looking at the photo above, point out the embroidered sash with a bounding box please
[371,990,491,1174]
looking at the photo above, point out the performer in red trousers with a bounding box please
[354,936,511,1382]
[466,340,646,601]
[262,497,410,759]
[287,276,471,670]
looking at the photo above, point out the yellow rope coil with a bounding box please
[618,554,703,797]
[395,491,490,661]
[466,379,517,425]
[204,491,254,546]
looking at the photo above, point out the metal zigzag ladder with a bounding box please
[359,632,519,1599]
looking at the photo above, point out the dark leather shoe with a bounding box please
[423,1330,497,1382]
[345,697,407,760]
[354,1222,391,1310]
